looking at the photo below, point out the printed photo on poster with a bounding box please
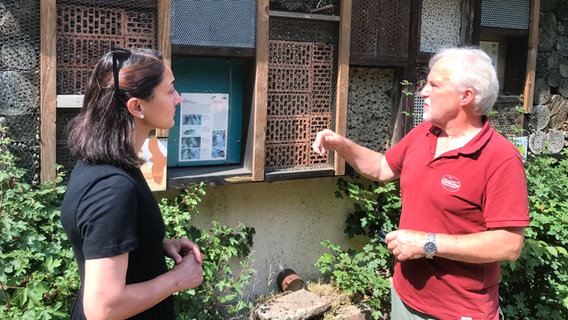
[179,93,229,162]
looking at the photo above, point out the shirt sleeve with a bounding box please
[483,155,530,228]
[385,123,427,174]
[76,173,139,259]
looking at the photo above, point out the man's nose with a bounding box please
[420,86,429,97]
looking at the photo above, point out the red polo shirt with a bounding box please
[385,120,529,320]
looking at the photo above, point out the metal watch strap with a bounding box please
[424,232,437,259]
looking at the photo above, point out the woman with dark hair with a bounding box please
[61,47,204,320]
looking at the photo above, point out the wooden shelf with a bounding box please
[269,10,340,22]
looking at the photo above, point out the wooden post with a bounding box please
[251,0,269,181]
[333,0,352,175]
[40,0,57,182]
[157,0,171,66]
[523,0,540,114]
[156,0,172,138]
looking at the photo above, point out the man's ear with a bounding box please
[461,88,475,106]
[126,97,144,119]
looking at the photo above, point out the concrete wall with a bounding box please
[187,177,367,298]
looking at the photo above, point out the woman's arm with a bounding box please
[83,251,203,320]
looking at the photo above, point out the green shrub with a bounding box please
[316,238,391,320]
[0,128,78,320]
[316,178,401,319]
[159,184,257,320]
[500,150,568,319]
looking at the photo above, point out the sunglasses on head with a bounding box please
[111,47,131,100]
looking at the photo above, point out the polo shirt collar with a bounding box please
[428,116,493,157]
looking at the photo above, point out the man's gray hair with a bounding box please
[429,47,500,116]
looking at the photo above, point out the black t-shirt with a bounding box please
[60,161,174,319]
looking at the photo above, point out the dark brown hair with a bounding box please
[67,48,164,168]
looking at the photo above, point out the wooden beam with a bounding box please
[523,0,540,114]
[269,10,341,21]
[251,0,269,181]
[157,0,171,65]
[40,0,57,182]
[333,0,352,175]
[156,0,171,138]
[472,0,482,45]
[172,44,255,57]
[461,0,476,45]
[404,0,422,135]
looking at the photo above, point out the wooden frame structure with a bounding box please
[38,0,538,183]
[39,0,353,183]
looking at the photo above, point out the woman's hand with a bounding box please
[163,238,203,264]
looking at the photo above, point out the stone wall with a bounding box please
[531,0,568,153]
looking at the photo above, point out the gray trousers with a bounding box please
[390,286,438,320]
[390,286,504,320]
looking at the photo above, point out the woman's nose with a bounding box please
[175,91,182,105]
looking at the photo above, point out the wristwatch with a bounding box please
[423,233,437,259]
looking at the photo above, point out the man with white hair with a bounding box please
[312,47,529,319]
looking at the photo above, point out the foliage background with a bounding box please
[1,130,77,320]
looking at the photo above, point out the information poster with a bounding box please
[179,93,229,162]
[509,136,528,161]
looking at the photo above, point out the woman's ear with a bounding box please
[126,97,144,119]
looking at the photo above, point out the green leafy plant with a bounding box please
[400,80,418,119]
[499,149,568,319]
[0,127,79,320]
[159,185,256,320]
[316,177,401,319]
[316,238,391,320]
[400,80,414,97]
[336,178,401,239]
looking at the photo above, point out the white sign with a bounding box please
[179,93,229,162]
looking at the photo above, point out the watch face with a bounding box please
[424,241,436,255]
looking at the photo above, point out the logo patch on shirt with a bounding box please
[441,175,461,192]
